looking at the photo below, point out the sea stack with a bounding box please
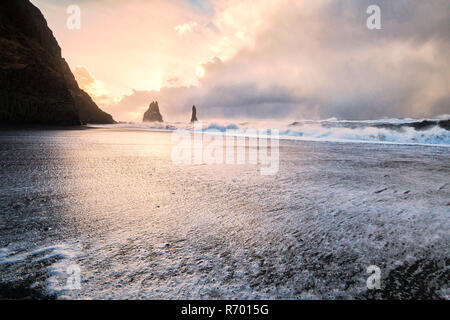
[143,101,163,122]
[190,105,198,123]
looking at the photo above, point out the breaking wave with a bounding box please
[88,117,450,147]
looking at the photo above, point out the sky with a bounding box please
[32,0,450,122]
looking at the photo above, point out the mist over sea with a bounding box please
[0,125,448,299]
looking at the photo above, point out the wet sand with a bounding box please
[0,128,448,299]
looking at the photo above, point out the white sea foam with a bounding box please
[88,117,450,146]
[278,124,450,146]
[0,243,82,296]
[0,249,29,265]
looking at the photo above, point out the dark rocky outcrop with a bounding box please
[0,0,115,125]
[289,118,450,132]
[190,105,198,123]
[143,101,163,122]
[396,119,449,131]
[437,119,450,131]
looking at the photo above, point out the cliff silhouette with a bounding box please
[0,0,115,125]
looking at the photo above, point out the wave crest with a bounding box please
[88,117,450,147]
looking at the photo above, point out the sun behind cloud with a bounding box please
[34,0,450,122]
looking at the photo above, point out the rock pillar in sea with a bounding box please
[143,101,163,122]
[191,105,198,123]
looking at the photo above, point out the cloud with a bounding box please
[174,21,198,36]
[105,0,450,121]
[72,65,110,102]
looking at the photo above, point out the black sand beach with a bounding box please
[0,128,448,299]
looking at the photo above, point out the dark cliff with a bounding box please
[0,0,115,125]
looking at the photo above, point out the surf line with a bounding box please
[171,121,280,176]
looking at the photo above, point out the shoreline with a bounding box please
[0,123,91,131]
[1,124,449,148]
